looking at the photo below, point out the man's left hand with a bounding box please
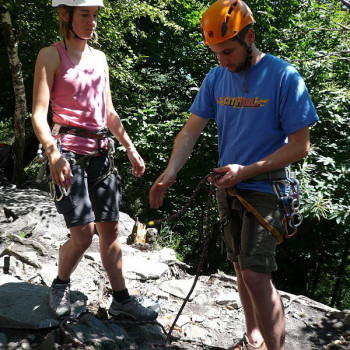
[212,164,244,188]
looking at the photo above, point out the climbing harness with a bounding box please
[226,167,303,243]
[226,186,283,244]
[36,123,117,202]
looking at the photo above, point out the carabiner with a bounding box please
[49,181,56,201]
[289,212,303,228]
[291,198,300,211]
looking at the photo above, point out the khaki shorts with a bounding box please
[216,187,284,273]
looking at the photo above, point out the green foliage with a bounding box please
[0,118,14,143]
[0,0,349,309]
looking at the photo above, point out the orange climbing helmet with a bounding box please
[201,0,255,45]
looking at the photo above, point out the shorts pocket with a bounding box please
[55,193,76,215]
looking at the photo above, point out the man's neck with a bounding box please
[250,45,265,66]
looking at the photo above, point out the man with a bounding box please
[149,0,318,349]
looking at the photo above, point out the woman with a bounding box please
[32,0,157,321]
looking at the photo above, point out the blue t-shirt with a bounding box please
[189,53,319,193]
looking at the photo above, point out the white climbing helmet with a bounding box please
[52,0,104,6]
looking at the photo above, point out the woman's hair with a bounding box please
[58,5,72,39]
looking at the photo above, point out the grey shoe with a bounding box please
[109,295,158,321]
[49,282,71,318]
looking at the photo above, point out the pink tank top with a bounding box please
[50,42,108,155]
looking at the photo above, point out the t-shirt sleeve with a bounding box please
[279,66,319,135]
[189,71,216,119]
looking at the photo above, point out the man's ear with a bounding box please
[246,28,255,46]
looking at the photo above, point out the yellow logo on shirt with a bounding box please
[217,97,269,108]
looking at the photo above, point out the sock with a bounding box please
[113,288,130,302]
[53,276,70,285]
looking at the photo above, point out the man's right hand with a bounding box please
[149,170,177,209]
[48,150,73,188]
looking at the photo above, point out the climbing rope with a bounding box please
[149,172,219,348]
[59,317,92,350]
[148,172,217,228]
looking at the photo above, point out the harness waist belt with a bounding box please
[244,167,289,183]
[55,123,109,140]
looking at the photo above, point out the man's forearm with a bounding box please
[239,126,310,182]
[166,129,199,175]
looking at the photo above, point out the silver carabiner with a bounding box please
[290,212,303,228]
[60,186,71,197]
[49,181,56,201]
[291,198,300,211]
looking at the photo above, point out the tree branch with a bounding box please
[295,50,350,61]
[339,0,350,10]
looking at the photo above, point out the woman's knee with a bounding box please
[69,224,94,252]
[96,222,120,241]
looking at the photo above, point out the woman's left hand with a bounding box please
[127,148,145,177]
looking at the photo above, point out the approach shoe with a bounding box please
[49,281,71,318]
[109,295,158,321]
[229,334,267,350]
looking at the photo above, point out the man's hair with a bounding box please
[231,23,254,44]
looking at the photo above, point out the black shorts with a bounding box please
[54,151,122,228]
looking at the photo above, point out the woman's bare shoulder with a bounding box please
[36,44,61,66]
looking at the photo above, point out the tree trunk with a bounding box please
[0,6,27,186]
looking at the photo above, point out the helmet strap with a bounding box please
[234,35,253,68]
[246,45,253,67]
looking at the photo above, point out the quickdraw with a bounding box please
[272,175,303,238]
[37,140,73,202]
[49,181,71,201]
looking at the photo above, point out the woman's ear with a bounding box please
[59,7,69,23]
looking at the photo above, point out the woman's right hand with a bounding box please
[48,150,73,188]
